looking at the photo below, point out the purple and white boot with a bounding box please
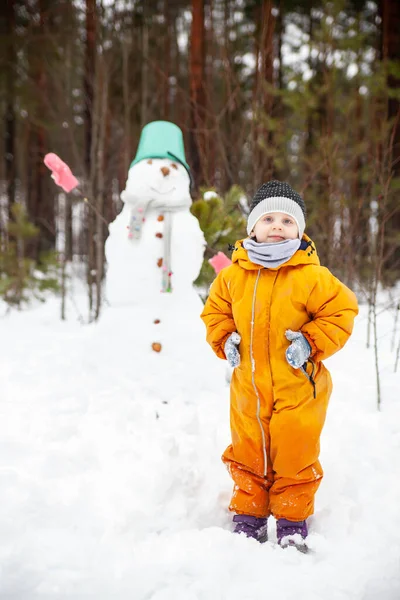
[276,518,308,553]
[233,515,268,543]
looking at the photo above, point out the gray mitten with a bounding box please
[285,329,311,369]
[224,332,241,368]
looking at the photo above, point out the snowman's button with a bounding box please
[157,258,163,268]
[157,215,164,222]
[155,232,163,238]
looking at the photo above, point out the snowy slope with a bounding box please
[0,295,399,599]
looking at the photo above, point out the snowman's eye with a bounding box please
[171,163,178,169]
[147,159,153,165]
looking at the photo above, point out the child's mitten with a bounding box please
[285,330,311,368]
[224,332,241,368]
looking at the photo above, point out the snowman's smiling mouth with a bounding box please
[150,186,176,195]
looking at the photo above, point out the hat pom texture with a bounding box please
[247,181,306,238]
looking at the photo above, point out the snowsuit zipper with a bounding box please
[249,269,268,477]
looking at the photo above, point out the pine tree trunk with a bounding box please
[348,18,369,287]
[163,0,171,120]
[274,0,284,179]
[64,24,74,261]
[221,0,234,191]
[381,0,400,276]
[61,193,72,320]
[261,0,275,181]
[206,0,216,188]
[253,0,276,186]
[171,12,184,130]
[122,38,131,177]
[251,2,261,192]
[189,0,206,191]
[84,0,96,315]
[26,0,55,259]
[85,0,96,176]
[141,3,149,129]
[94,62,108,321]
[4,0,16,218]
[303,7,334,270]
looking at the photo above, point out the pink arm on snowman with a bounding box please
[208,252,232,274]
[44,153,79,193]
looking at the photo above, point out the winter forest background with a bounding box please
[1,3,400,595]
[0,0,399,317]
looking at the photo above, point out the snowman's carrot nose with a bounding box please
[161,166,170,177]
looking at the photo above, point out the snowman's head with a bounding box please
[121,158,192,210]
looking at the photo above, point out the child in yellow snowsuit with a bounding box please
[201,181,358,552]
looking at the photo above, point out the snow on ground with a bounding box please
[0,293,399,599]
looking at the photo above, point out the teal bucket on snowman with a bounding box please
[130,121,190,175]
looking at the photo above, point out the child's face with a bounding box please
[251,211,299,243]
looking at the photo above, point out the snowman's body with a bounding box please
[106,207,205,307]
[105,157,206,357]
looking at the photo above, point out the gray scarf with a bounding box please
[243,237,301,268]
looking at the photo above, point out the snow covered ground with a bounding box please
[0,292,399,599]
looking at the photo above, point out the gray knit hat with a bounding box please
[247,181,306,238]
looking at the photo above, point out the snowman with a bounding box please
[105,121,207,357]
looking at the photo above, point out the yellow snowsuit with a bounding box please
[201,236,358,521]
